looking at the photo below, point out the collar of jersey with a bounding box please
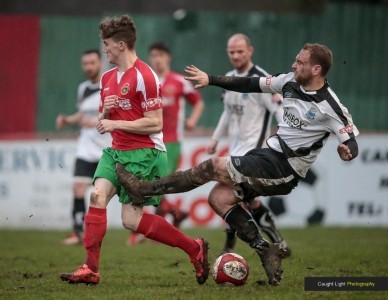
[299,85,317,95]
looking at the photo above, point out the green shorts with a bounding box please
[93,147,167,206]
[165,142,181,175]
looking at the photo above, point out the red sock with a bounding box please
[136,213,199,258]
[83,207,107,273]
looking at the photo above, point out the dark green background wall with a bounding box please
[37,2,388,132]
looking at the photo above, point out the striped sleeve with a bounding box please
[325,87,359,143]
[136,67,162,112]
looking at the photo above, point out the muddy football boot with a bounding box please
[190,238,210,285]
[257,243,285,286]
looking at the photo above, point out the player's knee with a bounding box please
[90,190,108,208]
[122,204,143,231]
[208,184,237,216]
[211,157,227,170]
[122,218,138,231]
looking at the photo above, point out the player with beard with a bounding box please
[115,43,359,286]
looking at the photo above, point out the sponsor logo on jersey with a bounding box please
[121,83,130,95]
[305,107,317,119]
[284,92,293,98]
[117,97,132,110]
[104,87,110,92]
[265,76,272,86]
[228,104,244,116]
[283,108,306,129]
[339,124,354,134]
[142,98,162,110]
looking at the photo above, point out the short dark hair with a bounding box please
[148,42,171,54]
[99,15,136,49]
[303,43,333,76]
[82,49,101,58]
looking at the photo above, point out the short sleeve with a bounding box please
[137,68,163,112]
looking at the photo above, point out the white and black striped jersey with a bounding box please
[75,80,112,162]
[259,72,359,177]
[212,65,282,156]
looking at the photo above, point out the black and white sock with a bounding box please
[251,204,283,243]
[224,204,268,251]
[72,197,85,237]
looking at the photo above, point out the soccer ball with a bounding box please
[212,253,249,286]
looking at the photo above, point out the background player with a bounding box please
[56,49,112,245]
[129,42,204,245]
[150,42,204,227]
[207,34,290,255]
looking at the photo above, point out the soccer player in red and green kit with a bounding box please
[60,15,209,285]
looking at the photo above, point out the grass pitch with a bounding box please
[0,227,387,300]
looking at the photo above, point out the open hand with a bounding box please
[184,65,209,89]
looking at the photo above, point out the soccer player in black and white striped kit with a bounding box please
[115,43,359,286]
[207,34,291,256]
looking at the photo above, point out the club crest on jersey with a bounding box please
[117,97,132,110]
[305,107,317,120]
[121,83,130,95]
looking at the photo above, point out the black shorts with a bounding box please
[227,148,300,202]
[74,158,99,178]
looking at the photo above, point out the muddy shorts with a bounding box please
[226,148,300,203]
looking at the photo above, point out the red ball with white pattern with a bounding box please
[212,253,249,286]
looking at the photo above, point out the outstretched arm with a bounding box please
[184,65,261,93]
[337,137,358,161]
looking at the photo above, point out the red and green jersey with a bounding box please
[99,58,165,151]
[160,71,202,143]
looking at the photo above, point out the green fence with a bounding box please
[37,2,388,132]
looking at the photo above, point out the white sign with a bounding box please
[0,134,387,229]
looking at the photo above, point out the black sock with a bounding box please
[224,224,237,251]
[251,204,283,243]
[72,197,85,236]
[224,205,268,251]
